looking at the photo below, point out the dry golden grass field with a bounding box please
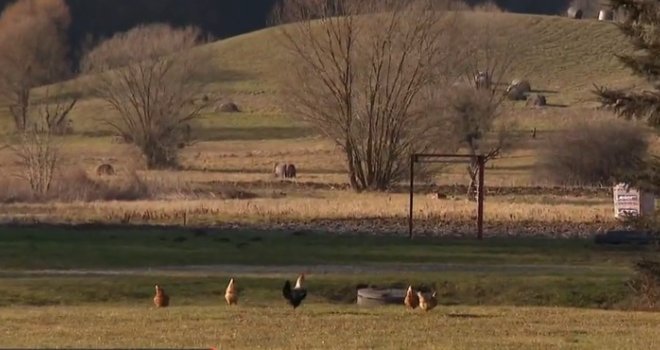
[1,304,659,349]
[0,12,658,237]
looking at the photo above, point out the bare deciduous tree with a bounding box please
[82,24,211,169]
[0,0,71,131]
[442,21,519,200]
[11,126,60,198]
[272,0,462,191]
[31,89,78,135]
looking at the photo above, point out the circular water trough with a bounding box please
[356,288,405,306]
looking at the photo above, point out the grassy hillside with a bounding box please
[1,12,638,137]
[0,11,654,230]
[200,12,635,104]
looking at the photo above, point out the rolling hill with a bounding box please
[1,11,639,137]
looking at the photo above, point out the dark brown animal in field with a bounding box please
[285,163,296,179]
[96,163,115,176]
[153,284,170,308]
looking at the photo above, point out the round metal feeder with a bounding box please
[356,288,405,307]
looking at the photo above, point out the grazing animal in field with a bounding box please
[282,274,307,309]
[225,278,238,305]
[285,163,297,179]
[274,162,287,178]
[153,284,170,308]
[417,290,437,312]
[96,163,115,176]
[404,285,419,309]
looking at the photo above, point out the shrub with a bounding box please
[10,127,59,199]
[627,258,660,310]
[82,24,210,169]
[535,119,649,186]
[53,168,150,202]
[0,168,152,203]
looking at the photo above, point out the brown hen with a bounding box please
[417,290,437,312]
[404,285,419,309]
[153,284,170,308]
[225,278,238,305]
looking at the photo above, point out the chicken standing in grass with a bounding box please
[153,284,170,308]
[404,285,419,309]
[282,273,307,309]
[417,290,437,312]
[225,278,238,305]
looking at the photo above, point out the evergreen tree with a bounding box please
[595,0,660,194]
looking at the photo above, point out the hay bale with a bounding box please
[285,163,297,178]
[506,79,531,101]
[598,9,613,21]
[217,102,240,113]
[96,163,115,176]
[473,71,490,89]
[510,79,531,93]
[506,86,525,101]
[567,6,583,19]
[526,94,547,107]
[274,163,287,178]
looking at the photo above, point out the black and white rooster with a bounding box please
[282,273,307,309]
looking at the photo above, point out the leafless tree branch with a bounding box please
[273,0,463,191]
[82,24,213,169]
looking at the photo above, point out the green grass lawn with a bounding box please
[0,225,651,269]
[0,226,655,348]
[0,225,650,311]
[0,272,633,309]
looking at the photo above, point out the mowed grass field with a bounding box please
[0,225,658,348]
[1,305,659,349]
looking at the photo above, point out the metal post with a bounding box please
[408,154,415,239]
[477,155,485,240]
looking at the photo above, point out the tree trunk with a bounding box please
[466,161,479,201]
[10,88,30,131]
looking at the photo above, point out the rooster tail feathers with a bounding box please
[282,280,292,300]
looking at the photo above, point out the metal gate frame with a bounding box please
[408,153,485,240]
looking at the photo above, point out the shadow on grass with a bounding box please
[545,103,570,108]
[531,89,559,94]
[0,222,651,271]
[446,313,498,319]
[78,126,316,141]
[198,126,315,141]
